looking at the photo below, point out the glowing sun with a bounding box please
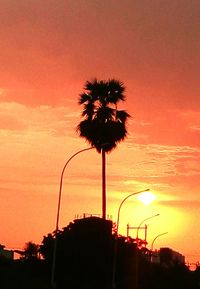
[137,191,156,205]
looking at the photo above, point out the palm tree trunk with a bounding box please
[102,149,106,219]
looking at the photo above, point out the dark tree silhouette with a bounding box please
[40,217,196,289]
[40,217,114,289]
[77,79,130,219]
[23,241,40,260]
[40,233,55,265]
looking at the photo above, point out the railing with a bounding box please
[74,213,113,220]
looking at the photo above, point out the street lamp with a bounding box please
[116,189,150,235]
[151,231,168,251]
[112,188,150,289]
[51,147,94,289]
[136,213,160,246]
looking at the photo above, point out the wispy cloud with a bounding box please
[0,101,78,136]
[158,199,200,208]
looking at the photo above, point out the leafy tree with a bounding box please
[23,241,40,260]
[77,79,130,219]
[40,233,55,265]
[40,218,114,289]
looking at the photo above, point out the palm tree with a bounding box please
[77,79,130,219]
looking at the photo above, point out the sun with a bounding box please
[137,191,156,206]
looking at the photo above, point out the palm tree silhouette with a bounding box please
[77,79,130,219]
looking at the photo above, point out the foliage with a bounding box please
[40,218,114,289]
[77,79,130,153]
[22,241,40,261]
[0,217,198,289]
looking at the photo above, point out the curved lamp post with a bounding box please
[151,231,168,251]
[136,213,160,246]
[51,147,94,288]
[116,189,150,235]
[112,188,150,289]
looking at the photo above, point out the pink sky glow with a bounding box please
[0,0,200,264]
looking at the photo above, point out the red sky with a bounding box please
[0,0,200,264]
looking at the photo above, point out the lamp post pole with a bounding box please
[136,213,160,246]
[112,188,150,289]
[150,232,168,262]
[151,231,168,251]
[51,147,94,289]
[116,189,150,235]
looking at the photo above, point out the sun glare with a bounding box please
[137,191,156,206]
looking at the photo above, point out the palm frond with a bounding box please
[107,79,126,104]
[95,106,115,122]
[84,79,110,103]
[76,120,93,140]
[116,110,130,123]
[84,79,98,90]
[82,103,95,119]
[108,79,125,93]
[78,93,91,104]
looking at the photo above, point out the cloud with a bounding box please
[104,142,200,200]
[131,109,200,146]
[0,0,199,111]
[0,101,78,136]
[158,199,200,208]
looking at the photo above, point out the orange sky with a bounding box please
[0,0,200,264]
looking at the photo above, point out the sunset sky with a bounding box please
[0,0,200,264]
